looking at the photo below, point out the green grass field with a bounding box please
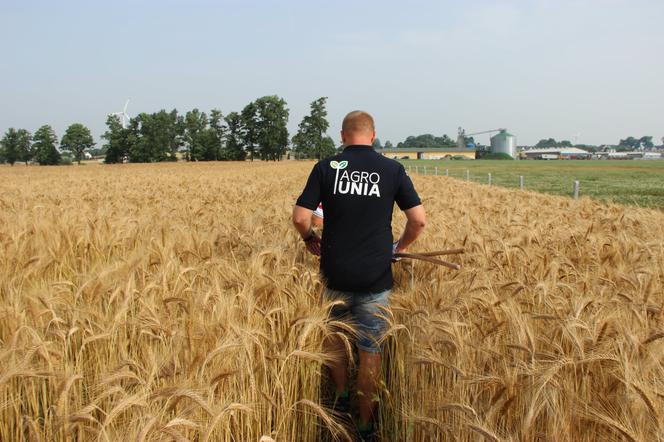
[399,159,664,210]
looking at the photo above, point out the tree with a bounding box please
[1,128,23,165]
[618,136,639,150]
[127,114,150,162]
[223,112,246,161]
[254,96,290,161]
[1,128,32,165]
[640,136,654,149]
[15,129,33,165]
[165,110,185,158]
[33,125,61,165]
[102,115,130,164]
[205,109,226,161]
[534,138,572,148]
[618,136,653,151]
[384,140,394,149]
[240,102,259,161]
[183,108,225,161]
[183,108,209,161]
[372,138,382,149]
[61,123,95,164]
[292,97,331,159]
[238,96,290,161]
[129,109,183,162]
[319,136,337,158]
[535,138,557,148]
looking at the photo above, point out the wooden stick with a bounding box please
[404,248,465,257]
[394,252,461,270]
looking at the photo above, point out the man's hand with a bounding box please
[303,231,321,256]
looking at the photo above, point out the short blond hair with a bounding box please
[342,111,375,136]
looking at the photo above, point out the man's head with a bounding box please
[341,111,376,146]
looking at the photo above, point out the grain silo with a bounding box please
[490,130,517,158]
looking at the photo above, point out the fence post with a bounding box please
[573,180,580,199]
[466,169,470,181]
[445,169,449,177]
[434,167,438,175]
[424,166,427,175]
[488,173,492,186]
[519,175,524,190]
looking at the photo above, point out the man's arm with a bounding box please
[293,163,323,255]
[293,205,321,256]
[292,205,314,239]
[395,204,426,253]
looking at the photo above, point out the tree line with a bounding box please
[0,96,336,165]
[5,103,659,165]
[534,136,657,152]
[0,124,94,166]
[395,134,456,148]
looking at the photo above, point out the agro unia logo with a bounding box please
[331,160,381,197]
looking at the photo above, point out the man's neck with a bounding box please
[343,143,372,147]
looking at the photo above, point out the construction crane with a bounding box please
[457,127,506,148]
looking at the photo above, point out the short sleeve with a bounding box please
[395,165,421,210]
[295,164,322,210]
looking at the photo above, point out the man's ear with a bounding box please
[340,130,346,145]
[371,131,376,143]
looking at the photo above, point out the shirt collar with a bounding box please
[343,144,374,152]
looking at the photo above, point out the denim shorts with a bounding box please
[323,288,391,353]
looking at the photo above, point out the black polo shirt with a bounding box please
[296,145,421,293]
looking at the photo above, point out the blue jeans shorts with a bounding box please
[323,288,391,354]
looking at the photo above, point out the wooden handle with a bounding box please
[394,252,461,270]
[405,248,465,257]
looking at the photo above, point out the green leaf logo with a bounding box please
[330,160,348,170]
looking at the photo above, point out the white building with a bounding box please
[522,147,591,160]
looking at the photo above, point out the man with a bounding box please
[292,111,426,440]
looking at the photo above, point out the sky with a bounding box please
[1,0,663,147]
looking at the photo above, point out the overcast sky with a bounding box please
[1,0,662,146]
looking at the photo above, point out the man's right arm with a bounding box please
[294,164,323,255]
[395,204,426,253]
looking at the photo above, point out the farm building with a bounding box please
[377,147,476,160]
[595,151,663,160]
[522,147,591,160]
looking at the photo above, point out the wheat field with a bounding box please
[1,162,663,441]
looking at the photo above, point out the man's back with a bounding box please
[296,145,420,293]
